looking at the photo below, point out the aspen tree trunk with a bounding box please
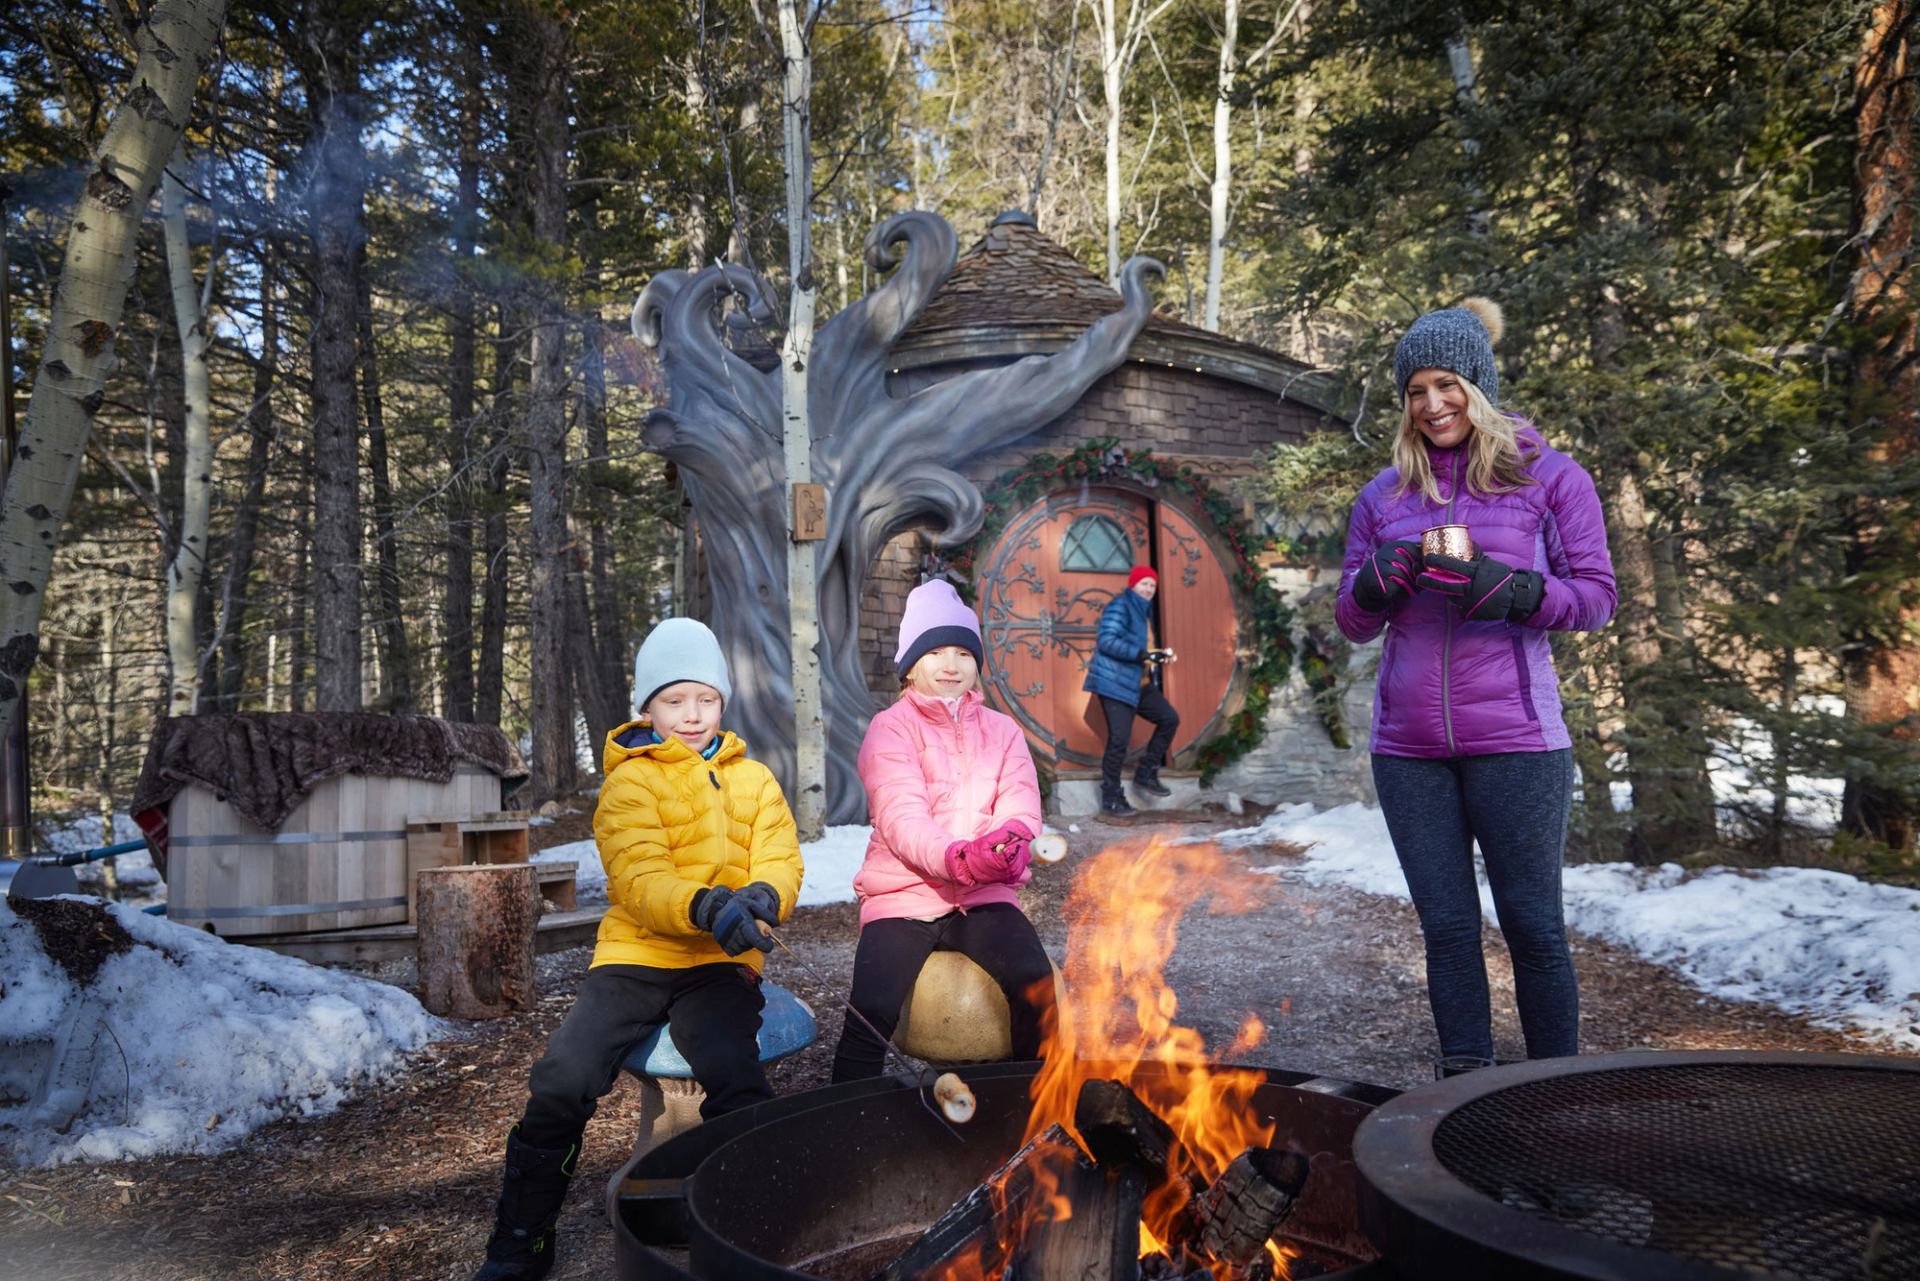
[779,0,826,839]
[304,0,367,712]
[160,154,213,717]
[1101,0,1125,286]
[0,0,232,736]
[1444,32,1489,238]
[1844,0,1919,853]
[1204,0,1238,332]
[506,1,576,802]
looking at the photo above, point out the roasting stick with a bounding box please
[757,923,974,1138]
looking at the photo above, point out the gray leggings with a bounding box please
[1371,749,1578,1060]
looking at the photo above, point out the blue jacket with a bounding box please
[1083,588,1151,707]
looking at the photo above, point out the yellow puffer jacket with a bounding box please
[591,723,803,972]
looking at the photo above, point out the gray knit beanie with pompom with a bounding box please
[1393,297,1505,404]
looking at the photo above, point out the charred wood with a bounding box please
[875,1124,1090,1281]
[1190,1148,1309,1269]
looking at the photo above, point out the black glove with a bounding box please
[710,893,775,956]
[689,884,733,932]
[1351,541,1423,612]
[1417,552,1546,622]
[733,881,782,927]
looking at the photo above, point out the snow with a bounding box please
[0,898,440,1167]
[798,825,871,906]
[1217,803,1920,1052]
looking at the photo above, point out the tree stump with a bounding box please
[415,864,538,1019]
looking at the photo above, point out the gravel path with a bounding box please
[4,813,1907,1281]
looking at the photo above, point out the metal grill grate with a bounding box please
[1431,1063,1920,1279]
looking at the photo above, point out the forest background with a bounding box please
[1,0,1915,879]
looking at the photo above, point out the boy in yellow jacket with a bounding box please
[472,618,802,1281]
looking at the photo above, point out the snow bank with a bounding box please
[0,897,439,1167]
[1220,803,1920,1051]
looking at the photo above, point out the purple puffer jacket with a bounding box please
[1336,425,1617,758]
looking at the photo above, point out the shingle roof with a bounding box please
[898,211,1272,359]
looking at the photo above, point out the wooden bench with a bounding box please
[618,981,817,1154]
[404,812,534,920]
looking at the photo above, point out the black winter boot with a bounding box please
[1100,787,1136,818]
[1132,768,1171,798]
[472,1127,579,1281]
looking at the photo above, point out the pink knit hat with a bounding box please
[894,580,984,678]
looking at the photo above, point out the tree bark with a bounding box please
[779,0,826,839]
[1204,0,1238,332]
[477,306,514,728]
[357,253,414,713]
[442,24,483,727]
[1843,0,1919,853]
[415,864,538,1019]
[503,0,575,803]
[213,334,276,711]
[581,318,629,735]
[160,152,213,716]
[0,0,233,736]
[304,0,367,713]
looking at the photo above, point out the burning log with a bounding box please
[875,1124,1090,1281]
[1074,1078,1178,1173]
[1189,1148,1310,1269]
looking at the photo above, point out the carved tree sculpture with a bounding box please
[635,211,1163,821]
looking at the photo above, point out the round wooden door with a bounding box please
[975,487,1239,768]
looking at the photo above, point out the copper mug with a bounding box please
[1422,524,1476,562]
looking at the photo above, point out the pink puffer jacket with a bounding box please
[853,688,1044,927]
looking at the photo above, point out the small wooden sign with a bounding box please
[792,483,827,541]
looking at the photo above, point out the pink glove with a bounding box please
[967,820,1035,885]
[943,840,979,888]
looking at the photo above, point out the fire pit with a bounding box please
[1353,1050,1920,1281]
[610,1059,1399,1281]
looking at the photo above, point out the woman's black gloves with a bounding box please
[1352,541,1423,612]
[1418,552,1546,622]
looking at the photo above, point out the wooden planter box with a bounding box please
[164,768,503,936]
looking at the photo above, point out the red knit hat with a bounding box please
[1128,565,1158,589]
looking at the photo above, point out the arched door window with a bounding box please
[1059,514,1134,573]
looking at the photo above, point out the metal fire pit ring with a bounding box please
[611,1061,1400,1281]
[1353,1050,1920,1281]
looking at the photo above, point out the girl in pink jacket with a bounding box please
[830,580,1057,1082]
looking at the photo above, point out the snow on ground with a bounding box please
[1218,803,1920,1052]
[0,898,440,1167]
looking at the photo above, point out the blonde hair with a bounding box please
[1392,376,1537,505]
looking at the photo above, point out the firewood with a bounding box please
[875,1124,1091,1281]
[1013,1163,1146,1281]
[1074,1078,1178,1174]
[1190,1147,1310,1268]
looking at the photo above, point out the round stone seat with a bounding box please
[618,981,816,1154]
[894,951,1061,1064]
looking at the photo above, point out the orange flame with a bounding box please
[923,837,1297,1280]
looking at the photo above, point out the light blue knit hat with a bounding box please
[1393,297,1505,404]
[632,618,732,714]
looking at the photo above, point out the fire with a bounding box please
[1034,835,1293,1275]
[921,837,1300,1281]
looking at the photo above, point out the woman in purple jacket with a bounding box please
[1335,298,1616,1069]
